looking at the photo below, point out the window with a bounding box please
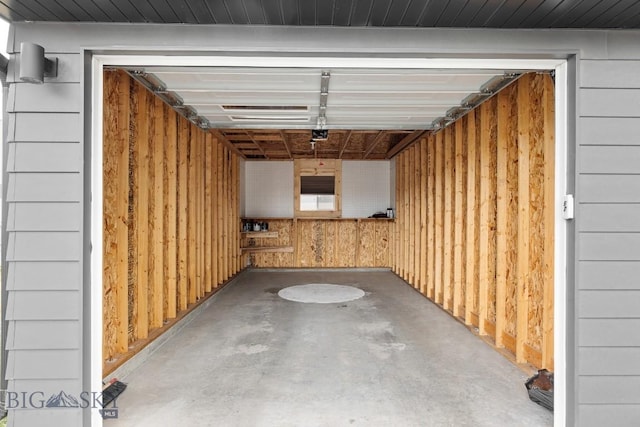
[300,176,335,211]
[294,159,341,217]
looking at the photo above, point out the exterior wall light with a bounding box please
[19,42,58,84]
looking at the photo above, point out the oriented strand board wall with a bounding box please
[393,73,555,370]
[242,218,391,268]
[102,70,242,374]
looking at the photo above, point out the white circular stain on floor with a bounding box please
[278,284,365,304]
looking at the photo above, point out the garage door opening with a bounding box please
[91,55,568,426]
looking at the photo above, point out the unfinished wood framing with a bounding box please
[465,109,479,327]
[103,70,130,360]
[516,74,532,363]
[177,118,189,311]
[453,119,466,319]
[434,131,444,305]
[102,70,241,375]
[408,146,415,285]
[541,75,555,371]
[392,73,555,369]
[426,134,436,300]
[443,126,454,312]
[402,153,410,280]
[419,138,428,295]
[164,106,178,320]
[496,87,510,348]
[134,81,150,341]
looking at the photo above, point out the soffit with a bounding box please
[2,0,639,28]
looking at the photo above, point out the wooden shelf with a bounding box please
[241,231,278,238]
[241,246,293,254]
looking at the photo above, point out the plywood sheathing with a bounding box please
[103,70,242,375]
[246,218,392,269]
[392,73,555,370]
[103,70,130,361]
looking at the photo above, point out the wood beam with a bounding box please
[363,131,386,159]
[279,130,293,159]
[209,129,246,159]
[385,130,427,159]
[246,131,269,159]
[339,130,352,159]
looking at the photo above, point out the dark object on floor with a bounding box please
[102,380,127,407]
[525,369,554,411]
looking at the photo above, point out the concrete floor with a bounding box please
[106,270,553,427]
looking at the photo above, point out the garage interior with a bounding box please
[101,63,555,422]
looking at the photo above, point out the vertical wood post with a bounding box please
[420,138,428,295]
[103,71,131,354]
[427,135,436,300]
[542,74,555,370]
[516,75,532,363]
[409,145,416,285]
[216,142,224,285]
[177,120,189,311]
[188,125,197,304]
[211,135,219,285]
[443,128,454,311]
[403,152,410,280]
[134,85,149,339]
[464,112,477,325]
[204,134,213,293]
[151,97,165,328]
[453,120,465,318]
[164,108,177,319]
[495,89,510,347]
[434,131,444,304]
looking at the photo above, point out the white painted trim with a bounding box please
[553,61,569,427]
[94,54,565,70]
[90,54,570,427]
[90,55,104,427]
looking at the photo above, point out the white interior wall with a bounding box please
[244,161,294,218]
[342,161,391,218]
[243,160,391,218]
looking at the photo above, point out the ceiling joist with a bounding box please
[385,130,428,159]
